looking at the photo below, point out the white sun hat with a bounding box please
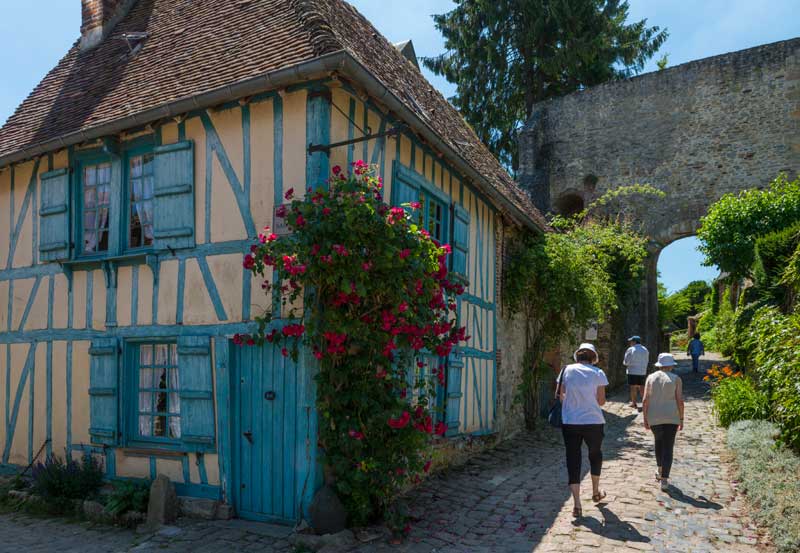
[654,353,677,367]
[573,343,599,364]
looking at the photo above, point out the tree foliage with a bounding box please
[422,0,667,169]
[504,217,648,426]
[658,280,711,330]
[697,174,800,279]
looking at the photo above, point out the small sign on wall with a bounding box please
[273,204,292,236]
[585,322,598,341]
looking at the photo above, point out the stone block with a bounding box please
[215,502,234,520]
[82,499,106,520]
[309,484,347,535]
[178,496,218,520]
[146,474,179,527]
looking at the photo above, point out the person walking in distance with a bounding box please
[623,335,649,409]
[686,333,705,373]
[558,343,609,517]
[643,353,684,491]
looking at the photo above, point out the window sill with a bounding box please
[118,447,187,458]
[63,251,153,268]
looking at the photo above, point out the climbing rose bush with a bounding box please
[236,162,467,525]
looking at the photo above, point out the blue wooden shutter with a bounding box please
[391,162,421,210]
[153,141,195,250]
[178,336,215,451]
[451,204,470,283]
[444,351,463,436]
[89,337,120,445]
[38,168,71,261]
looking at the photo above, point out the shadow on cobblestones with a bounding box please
[0,361,771,552]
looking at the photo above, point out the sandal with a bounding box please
[655,471,662,481]
[592,490,607,503]
[572,506,582,518]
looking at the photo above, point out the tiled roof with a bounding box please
[0,0,546,228]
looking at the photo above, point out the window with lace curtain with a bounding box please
[81,161,112,254]
[131,342,181,443]
[127,152,155,250]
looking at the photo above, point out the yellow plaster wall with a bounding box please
[7,343,31,465]
[33,343,47,456]
[156,259,179,325]
[0,169,10,267]
[52,273,69,329]
[71,341,91,446]
[23,277,48,331]
[186,116,207,245]
[161,122,179,145]
[92,269,106,330]
[116,452,151,479]
[51,341,68,454]
[182,258,217,325]
[137,265,154,325]
[207,253,244,322]
[0,281,8,330]
[71,271,87,330]
[282,90,308,196]
[0,345,5,449]
[11,160,35,269]
[156,458,184,482]
[250,99,276,233]
[116,266,133,327]
[10,278,35,331]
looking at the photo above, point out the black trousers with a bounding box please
[652,424,679,478]
[562,424,604,485]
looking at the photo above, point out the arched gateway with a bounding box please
[518,38,800,367]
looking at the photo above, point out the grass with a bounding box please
[727,420,800,553]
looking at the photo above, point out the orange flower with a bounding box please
[722,366,733,377]
[703,376,710,382]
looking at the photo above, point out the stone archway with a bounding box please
[518,37,800,362]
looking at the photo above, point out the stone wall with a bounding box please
[519,37,800,362]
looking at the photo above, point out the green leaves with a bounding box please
[697,174,800,279]
[239,164,466,526]
[422,0,667,169]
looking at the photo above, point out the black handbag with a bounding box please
[547,367,566,428]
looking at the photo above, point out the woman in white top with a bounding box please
[642,353,684,491]
[557,343,609,517]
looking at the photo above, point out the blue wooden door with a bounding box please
[232,343,301,523]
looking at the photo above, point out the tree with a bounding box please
[422,0,667,169]
[658,280,711,330]
[697,174,800,279]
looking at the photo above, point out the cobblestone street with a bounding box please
[0,361,771,552]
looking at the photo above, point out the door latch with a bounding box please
[264,391,276,401]
[243,431,253,444]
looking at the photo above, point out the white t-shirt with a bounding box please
[557,363,609,425]
[623,344,649,376]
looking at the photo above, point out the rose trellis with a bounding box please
[236,162,467,526]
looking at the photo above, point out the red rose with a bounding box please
[284,188,294,200]
[435,422,447,436]
[388,411,410,429]
[332,165,342,175]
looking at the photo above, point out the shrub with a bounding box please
[238,164,466,526]
[753,222,800,309]
[31,454,104,502]
[745,307,800,451]
[697,173,800,278]
[706,366,769,427]
[727,420,800,552]
[105,480,150,516]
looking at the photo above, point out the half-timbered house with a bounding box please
[0,0,546,522]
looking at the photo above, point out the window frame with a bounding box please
[74,154,114,259]
[123,339,183,450]
[122,143,157,254]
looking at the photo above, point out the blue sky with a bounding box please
[1,1,797,293]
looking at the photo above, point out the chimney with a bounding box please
[80,0,138,51]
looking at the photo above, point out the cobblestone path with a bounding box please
[0,361,771,552]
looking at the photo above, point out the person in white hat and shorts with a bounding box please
[642,353,685,491]
[556,342,609,517]
[623,335,649,410]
